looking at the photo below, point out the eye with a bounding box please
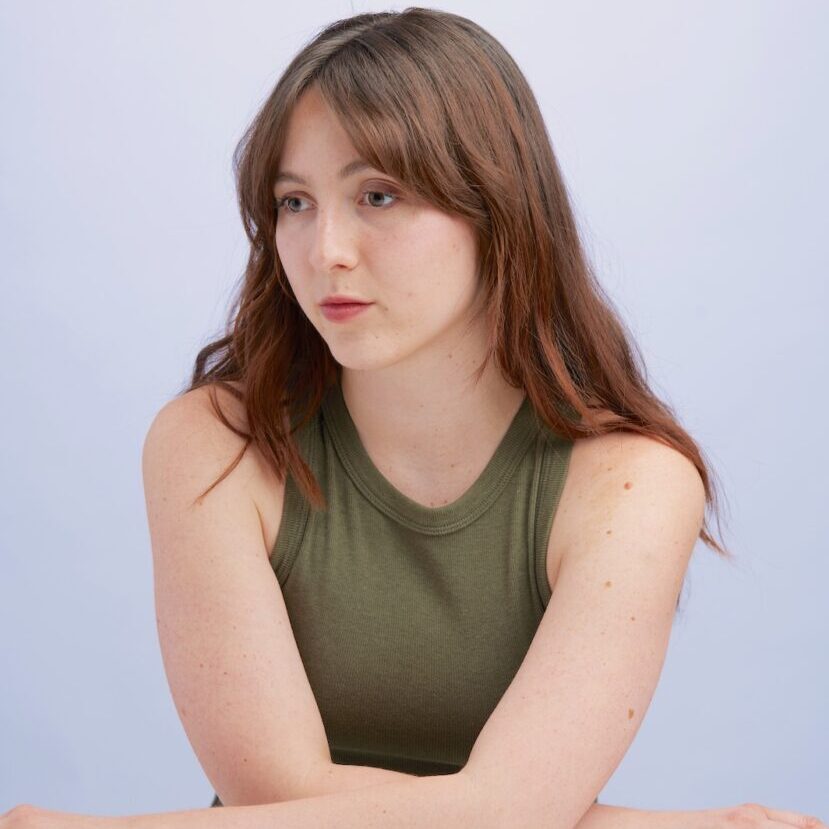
[275,195,308,215]
[274,188,400,215]
[361,190,398,208]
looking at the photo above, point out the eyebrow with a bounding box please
[273,158,377,187]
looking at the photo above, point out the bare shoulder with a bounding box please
[141,381,329,803]
[546,429,705,591]
[142,381,286,555]
[143,381,253,484]
[464,428,707,823]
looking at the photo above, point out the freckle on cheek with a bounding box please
[604,580,612,588]
[628,708,635,719]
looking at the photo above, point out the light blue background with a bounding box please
[1,0,826,820]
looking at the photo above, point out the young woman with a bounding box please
[6,8,820,829]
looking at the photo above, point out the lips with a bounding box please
[322,301,369,306]
[320,294,372,306]
[320,302,373,321]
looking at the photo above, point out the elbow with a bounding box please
[457,767,510,829]
[285,754,332,802]
[217,756,331,806]
[460,769,596,829]
[244,753,332,804]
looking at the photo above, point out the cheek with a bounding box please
[275,234,309,303]
[375,249,479,335]
[275,227,293,273]
[406,217,477,287]
[275,221,305,265]
[386,280,473,341]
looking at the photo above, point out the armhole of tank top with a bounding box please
[531,430,575,612]
[268,413,320,587]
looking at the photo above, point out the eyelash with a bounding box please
[274,189,400,215]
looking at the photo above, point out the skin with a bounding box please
[6,85,824,829]
[270,83,826,829]
[274,83,527,508]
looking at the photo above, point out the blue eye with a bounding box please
[274,190,399,215]
[362,190,397,209]
[274,196,305,214]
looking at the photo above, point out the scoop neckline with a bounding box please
[319,379,540,533]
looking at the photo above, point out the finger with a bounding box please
[761,806,827,828]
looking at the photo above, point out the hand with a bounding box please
[0,805,117,829]
[694,802,826,828]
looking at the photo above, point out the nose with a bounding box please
[307,203,360,273]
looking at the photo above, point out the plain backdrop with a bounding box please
[1,0,826,819]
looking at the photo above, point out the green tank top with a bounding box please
[210,379,580,806]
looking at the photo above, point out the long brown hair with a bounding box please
[183,7,731,571]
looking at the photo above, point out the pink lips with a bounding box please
[320,302,373,322]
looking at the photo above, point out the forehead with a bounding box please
[274,158,377,187]
[276,87,355,165]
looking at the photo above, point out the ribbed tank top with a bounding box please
[210,379,578,806]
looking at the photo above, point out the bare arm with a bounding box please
[458,434,706,828]
[124,770,698,829]
[303,763,696,829]
[142,393,695,829]
[124,771,480,828]
[119,763,696,829]
[141,388,332,805]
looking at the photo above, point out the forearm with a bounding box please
[307,763,697,829]
[308,761,418,796]
[125,769,484,829]
[204,761,695,829]
[574,802,698,829]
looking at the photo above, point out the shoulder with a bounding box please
[571,429,704,506]
[143,382,248,468]
[549,429,706,579]
[142,381,281,511]
[464,431,706,825]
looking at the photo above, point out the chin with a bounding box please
[327,343,405,374]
